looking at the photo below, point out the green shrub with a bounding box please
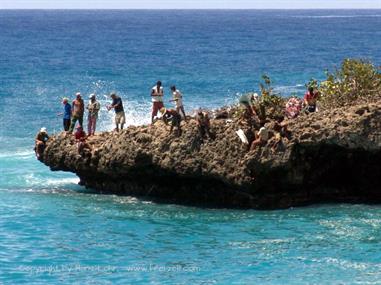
[319,59,381,108]
[257,74,285,120]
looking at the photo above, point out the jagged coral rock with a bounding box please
[41,100,381,209]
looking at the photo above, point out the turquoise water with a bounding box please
[2,186,381,284]
[1,10,381,284]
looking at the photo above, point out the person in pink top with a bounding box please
[86,94,100,136]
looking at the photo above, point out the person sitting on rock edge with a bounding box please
[196,111,212,139]
[34,127,49,160]
[250,123,269,151]
[107,92,126,132]
[160,107,182,137]
[74,126,89,155]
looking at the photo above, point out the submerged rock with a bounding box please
[41,101,381,209]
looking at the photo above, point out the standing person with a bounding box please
[304,87,319,113]
[57,97,71,131]
[69,92,84,133]
[107,92,126,132]
[170,85,187,122]
[151,81,164,124]
[86,94,100,136]
[160,107,182,136]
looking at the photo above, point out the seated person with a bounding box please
[285,97,302,119]
[196,111,212,139]
[250,124,269,151]
[304,87,319,113]
[160,107,182,136]
[34,127,49,160]
[273,117,291,139]
[74,126,88,154]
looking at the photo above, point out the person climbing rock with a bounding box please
[250,123,269,151]
[196,111,212,139]
[170,85,187,122]
[69,92,84,133]
[57,97,71,131]
[160,107,182,136]
[239,93,258,118]
[86,93,100,136]
[34,127,49,160]
[107,92,125,132]
[151,81,164,124]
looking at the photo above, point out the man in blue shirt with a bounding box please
[58,98,72,131]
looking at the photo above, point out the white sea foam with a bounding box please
[273,84,305,95]
[0,150,34,159]
[23,173,78,186]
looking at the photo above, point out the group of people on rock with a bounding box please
[58,92,100,135]
[285,86,320,118]
[35,81,213,159]
[35,81,318,159]
[55,81,192,137]
[238,86,320,152]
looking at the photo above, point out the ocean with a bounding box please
[0,10,381,284]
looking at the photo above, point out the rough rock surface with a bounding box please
[41,100,381,209]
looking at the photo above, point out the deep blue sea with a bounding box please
[1,10,381,284]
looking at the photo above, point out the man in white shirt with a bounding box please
[151,81,164,124]
[170,85,187,122]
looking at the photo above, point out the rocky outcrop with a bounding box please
[41,100,381,209]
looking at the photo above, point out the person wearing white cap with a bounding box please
[86,94,100,136]
[34,127,49,160]
[69,92,84,133]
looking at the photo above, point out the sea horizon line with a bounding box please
[1,8,381,11]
